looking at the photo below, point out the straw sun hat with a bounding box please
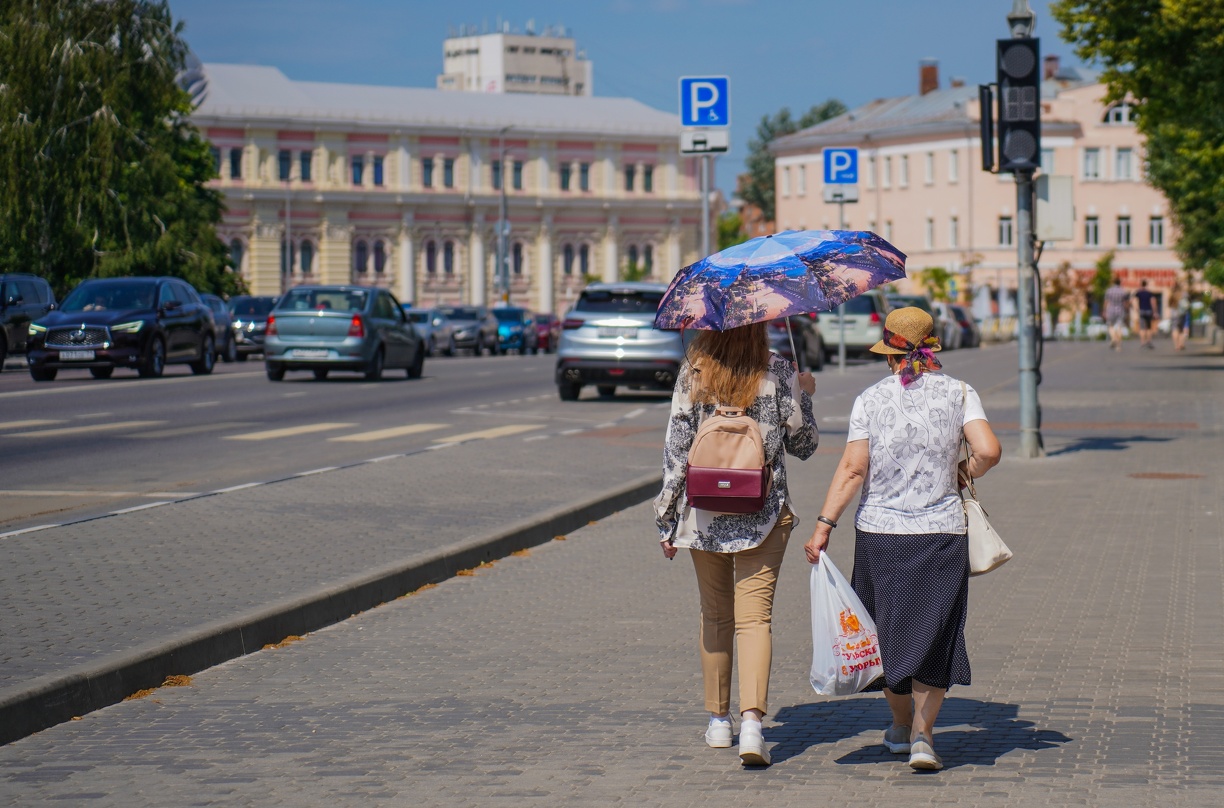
[869,306,942,355]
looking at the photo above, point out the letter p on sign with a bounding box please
[823,148,859,184]
[679,76,730,127]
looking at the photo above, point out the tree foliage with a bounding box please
[0,0,238,298]
[1090,250,1115,312]
[740,100,847,223]
[1052,1,1224,287]
[716,211,747,251]
[916,266,953,302]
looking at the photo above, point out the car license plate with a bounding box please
[598,327,637,339]
[293,349,329,359]
[59,350,95,361]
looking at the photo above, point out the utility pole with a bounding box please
[700,154,711,256]
[496,126,511,305]
[837,198,847,371]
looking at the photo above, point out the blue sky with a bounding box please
[168,0,1079,195]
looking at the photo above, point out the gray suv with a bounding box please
[1,274,56,367]
[555,282,683,401]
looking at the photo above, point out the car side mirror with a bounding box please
[48,302,56,311]
[162,300,182,312]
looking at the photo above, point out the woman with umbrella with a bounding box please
[654,230,905,766]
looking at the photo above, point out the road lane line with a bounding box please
[213,482,263,493]
[134,422,256,439]
[433,424,543,442]
[523,435,550,442]
[560,429,585,435]
[0,525,59,539]
[192,401,221,408]
[296,467,338,477]
[3,420,165,438]
[596,422,617,429]
[75,412,113,419]
[0,420,64,431]
[224,423,356,441]
[329,424,448,442]
[111,501,171,515]
[623,408,645,419]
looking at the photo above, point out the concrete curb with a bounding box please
[0,471,663,746]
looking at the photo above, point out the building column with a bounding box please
[317,213,353,286]
[469,219,486,306]
[247,214,283,296]
[398,214,416,305]
[603,216,619,283]
[537,216,553,314]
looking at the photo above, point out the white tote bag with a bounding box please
[809,552,884,696]
[959,382,1014,576]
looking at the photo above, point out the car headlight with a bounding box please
[112,321,144,333]
[28,323,46,337]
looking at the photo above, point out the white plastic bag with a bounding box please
[809,552,884,696]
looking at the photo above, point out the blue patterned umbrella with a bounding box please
[653,230,907,331]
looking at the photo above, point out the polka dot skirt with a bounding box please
[851,530,972,695]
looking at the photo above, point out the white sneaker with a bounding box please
[704,715,733,748]
[738,720,770,765]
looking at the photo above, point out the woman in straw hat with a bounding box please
[803,306,1001,770]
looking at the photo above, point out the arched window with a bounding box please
[644,244,654,273]
[579,243,590,275]
[299,240,314,274]
[512,242,523,275]
[563,244,574,275]
[627,244,639,271]
[373,240,387,274]
[443,240,455,274]
[1103,102,1135,125]
[228,238,244,271]
[425,240,437,274]
[353,240,368,274]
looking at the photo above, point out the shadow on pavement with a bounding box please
[1045,435,1173,457]
[769,696,1071,769]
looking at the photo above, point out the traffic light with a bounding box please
[995,37,1040,173]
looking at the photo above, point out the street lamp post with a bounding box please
[496,126,511,306]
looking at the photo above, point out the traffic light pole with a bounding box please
[1015,169,1044,457]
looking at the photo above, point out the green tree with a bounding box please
[1052,1,1224,288]
[716,211,747,251]
[0,0,238,297]
[740,100,847,223]
[1044,261,1074,325]
[1090,250,1115,313]
[917,266,953,302]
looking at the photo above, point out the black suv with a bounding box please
[227,295,277,360]
[0,274,57,368]
[26,276,217,381]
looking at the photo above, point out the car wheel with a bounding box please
[364,346,384,380]
[809,340,825,372]
[313,369,329,380]
[222,337,237,363]
[444,336,456,356]
[138,337,166,378]
[235,352,249,362]
[266,363,285,381]
[0,335,7,370]
[90,367,114,380]
[558,382,581,401]
[596,385,616,398]
[190,335,216,375]
[30,367,57,382]
[408,346,425,379]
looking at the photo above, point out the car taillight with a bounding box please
[348,315,364,338]
[562,318,584,330]
[266,315,277,336]
[768,319,787,330]
[870,312,881,324]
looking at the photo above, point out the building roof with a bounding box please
[191,64,678,138]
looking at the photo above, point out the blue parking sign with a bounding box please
[679,76,730,127]
[823,148,858,184]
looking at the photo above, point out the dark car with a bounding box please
[263,285,425,381]
[202,294,237,363]
[439,305,500,355]
[949,304,982,348]
[492,306,539,354]
[26,276,216,381]
[1,274,57,368]
[227,295,277,360]
[535,312,561,354]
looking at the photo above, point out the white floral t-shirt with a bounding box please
[847,372,987,535]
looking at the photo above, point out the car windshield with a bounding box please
[493,308,526,323]
[229,297,276,317]
[403,311,430,323]
[278,289,367,313]
[441,307,482,321]
[889,295,934,315]
[61,281,156,312]
[575,290,663,313]
[838,296,879,315]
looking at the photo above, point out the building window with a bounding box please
[210,146,221,176]
[1117,216,1132,247]
[627,244,638,271]
[560,163,572,192]
[228,238,244,271]
[882,156,892,188]
[422,158,434,188]
[1115,147,1133,181]
[1150,216,1165,246]
[884,220,893,242]
[865,158,876,189]
[949,216,959,248]
[373,240,387,273]
[899,155,909,187]
[579,243,590,274]
[1083,148,1101,179]
[924,152,934,184]
[1103,102,1135,125]
[278,150,292,182]
[1085,216,1100,246]
[443,240,455,274]
[624,164,636,192]
[782,166,791,196]
[998,216,1014,246]
[949,149,959,182]
[492,160,502,191]
[512,242,523,275]
[579,162,590,191]
[299,151,312,182]
[300,240,314,274]
[443,158,455,188]
[644,244,654,272]
[1040,148,1055,175]
[229,148,243,179]
[353,240,368,274]
[644,165,654,193]
[373,156,384,187]
[425,240,437,273]
[563,243,575,274]
[351,155,364,186]
[924,217,934,249]
[513,160,523,191]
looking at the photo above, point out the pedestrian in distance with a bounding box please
[803,307,1001,771]
[1104,278,1131,351]
[655,322,818,767]
[1134,279,1159,350]
[1173,291,1192,352]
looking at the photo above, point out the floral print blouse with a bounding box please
[654,352,818,552]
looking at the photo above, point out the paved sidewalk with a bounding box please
[1,339,1221,804]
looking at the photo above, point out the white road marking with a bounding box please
[282,392,308,398]
[330,424,448,442]
[111,501,171,515]
[596,422,617,429]
[560,429,584,435]
[434,424,543,442]
[225,423,356,441]
[623,408,645,419]
[192,401,221,408]
[523,435,550,442]
[213,482,263,493]
[296,467,338,477]
[3,420,165,438]
[134,422,255,439]
[0,524,59,540]
[0,420,63,431]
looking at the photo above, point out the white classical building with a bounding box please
[191,64,702,312]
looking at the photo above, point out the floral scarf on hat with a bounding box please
[883,327,942,387]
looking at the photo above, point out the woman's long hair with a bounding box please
[688,322,770,410]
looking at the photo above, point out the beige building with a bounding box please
[191,64,702,312]
[772,61,1183,317]
[437,24,592,96]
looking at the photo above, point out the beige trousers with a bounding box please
[688,508,794,716]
